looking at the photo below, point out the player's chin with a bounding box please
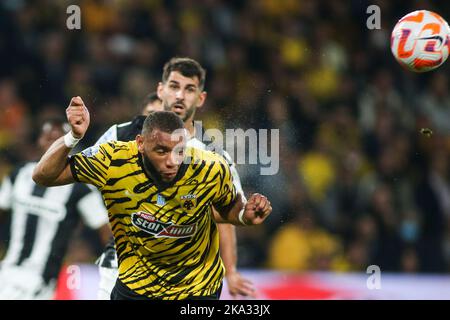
[174,111,185,119]
[161,174,177,181]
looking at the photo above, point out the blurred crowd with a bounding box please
[1,0,450,274]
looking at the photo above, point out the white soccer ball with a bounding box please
[391,10,450,72]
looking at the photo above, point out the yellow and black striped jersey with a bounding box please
[69,140,237,299]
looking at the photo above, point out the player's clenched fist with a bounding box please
[66,96,90,139]
[241,193,272,225]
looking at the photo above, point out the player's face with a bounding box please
[157,71,207,122]
[142,99,163,116]
[137,128,187,182]
[38,123,66,152]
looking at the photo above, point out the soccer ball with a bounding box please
[391,10,450,72]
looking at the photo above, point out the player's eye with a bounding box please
[173,148,184,155]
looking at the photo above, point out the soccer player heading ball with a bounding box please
[32,97,272,299]
[95,57,256,300]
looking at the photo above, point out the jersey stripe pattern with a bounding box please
[69,141,237,299]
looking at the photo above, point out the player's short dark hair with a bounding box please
[141,111,185,136]
[162,57,206,90]
[140,92,161,110]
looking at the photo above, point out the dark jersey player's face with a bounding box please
[137,128,187,182]
[158,71,206,122]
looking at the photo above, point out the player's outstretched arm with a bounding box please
[32,96,90,186]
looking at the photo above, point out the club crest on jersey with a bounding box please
[131,211,197,238]
[180,194,197,211]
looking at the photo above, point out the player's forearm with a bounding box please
[32,136,71,186]
[218,223,238,274]
[217,193,272,226]
[215,193,246,226]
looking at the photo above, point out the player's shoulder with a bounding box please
[116,115,145,141]
[81,140,137,159]
[106,140,137,156]
[107,139,136,149]
[116,115,145,130]
[116,120,133,129]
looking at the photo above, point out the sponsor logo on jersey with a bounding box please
[131,211,197,238]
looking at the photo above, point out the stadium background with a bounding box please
[1,0,450,299]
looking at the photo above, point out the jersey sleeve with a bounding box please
[212,156,238,210]
[0,176,13,210]
[222,150,246,202]
[69,142,114,190]
[77,185,110,229]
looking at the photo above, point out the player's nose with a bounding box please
[175,89,185,100]
[165,154,177,168]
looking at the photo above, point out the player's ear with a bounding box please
[157,82,164,100]
[136,135,145,153]
[196,91,207,109]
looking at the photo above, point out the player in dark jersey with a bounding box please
[32,99,272,300]
[0,117,109,299]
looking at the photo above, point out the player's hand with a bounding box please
[242,193,272,225]
[66,96,90,139]
[226,271,256,298]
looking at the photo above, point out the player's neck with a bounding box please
[184,120,195,139]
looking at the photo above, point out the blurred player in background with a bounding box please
[95,58,255,299]
[0,117,110,299]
